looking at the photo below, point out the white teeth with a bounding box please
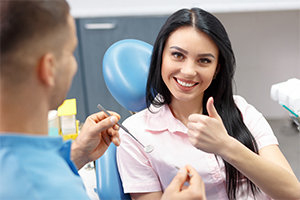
[177,79,195,87]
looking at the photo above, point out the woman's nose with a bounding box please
[180,60,197,77]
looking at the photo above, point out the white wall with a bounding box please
[67,0,300,18]
[215,10,300,119]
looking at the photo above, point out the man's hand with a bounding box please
[162,165,206,200]
[71,111,121,169]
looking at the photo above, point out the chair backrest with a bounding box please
[95,39,153,200]
[102,39,153,112]
[95,144,131,200]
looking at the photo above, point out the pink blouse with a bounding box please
[117,95,278,200]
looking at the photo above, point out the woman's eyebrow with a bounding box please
[198,53,215,59]
[170,46,215,58]
[170,46,188,54]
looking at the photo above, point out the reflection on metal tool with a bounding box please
[97,104,154,153]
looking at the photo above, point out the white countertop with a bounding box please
[67,0,300,18]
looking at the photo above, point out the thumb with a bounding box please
[206,97,221,120]
[91,116,118,135]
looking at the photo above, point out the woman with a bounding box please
[117,8,300,200]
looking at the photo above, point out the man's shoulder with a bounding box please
[0,143,90,200]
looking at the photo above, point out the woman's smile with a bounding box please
[174,77,198,91]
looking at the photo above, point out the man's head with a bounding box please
[0,0,78,109]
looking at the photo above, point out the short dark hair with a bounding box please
[146,8,260,199]
[0,0,70,84]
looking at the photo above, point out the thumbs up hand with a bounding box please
[187,97,231,155]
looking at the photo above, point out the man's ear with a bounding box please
[37,53,56,87]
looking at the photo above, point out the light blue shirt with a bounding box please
[0,134,91,200]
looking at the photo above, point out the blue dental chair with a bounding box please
[95,145,130,200]
[95,39,153,200]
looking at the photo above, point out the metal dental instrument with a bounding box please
[174,165,193,178]
[97,104,154,153]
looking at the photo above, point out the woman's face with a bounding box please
[161,26,219,104]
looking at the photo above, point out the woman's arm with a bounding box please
[187,97,300,199]
[221,139,300,199]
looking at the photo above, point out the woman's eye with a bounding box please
[172,52,184,59]
[199,58,211,64]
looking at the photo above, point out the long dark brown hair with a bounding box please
[146,8,260,199]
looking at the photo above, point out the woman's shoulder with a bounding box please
[233,95,248,106]
[122,104,167,130]
[233,95,259,115]
[122,108,151,126]
[233,96,278,148]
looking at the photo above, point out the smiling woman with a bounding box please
[116,7,300,200]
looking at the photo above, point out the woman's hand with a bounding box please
[162,165,206,200]
[187,97,232,155]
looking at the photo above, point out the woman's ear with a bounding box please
[37,53,56,87]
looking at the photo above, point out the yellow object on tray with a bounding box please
[58,98,79,140]
[58,99,77,116]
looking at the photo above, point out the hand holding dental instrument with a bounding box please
[174,165,193,178]
[97,104,154,153]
